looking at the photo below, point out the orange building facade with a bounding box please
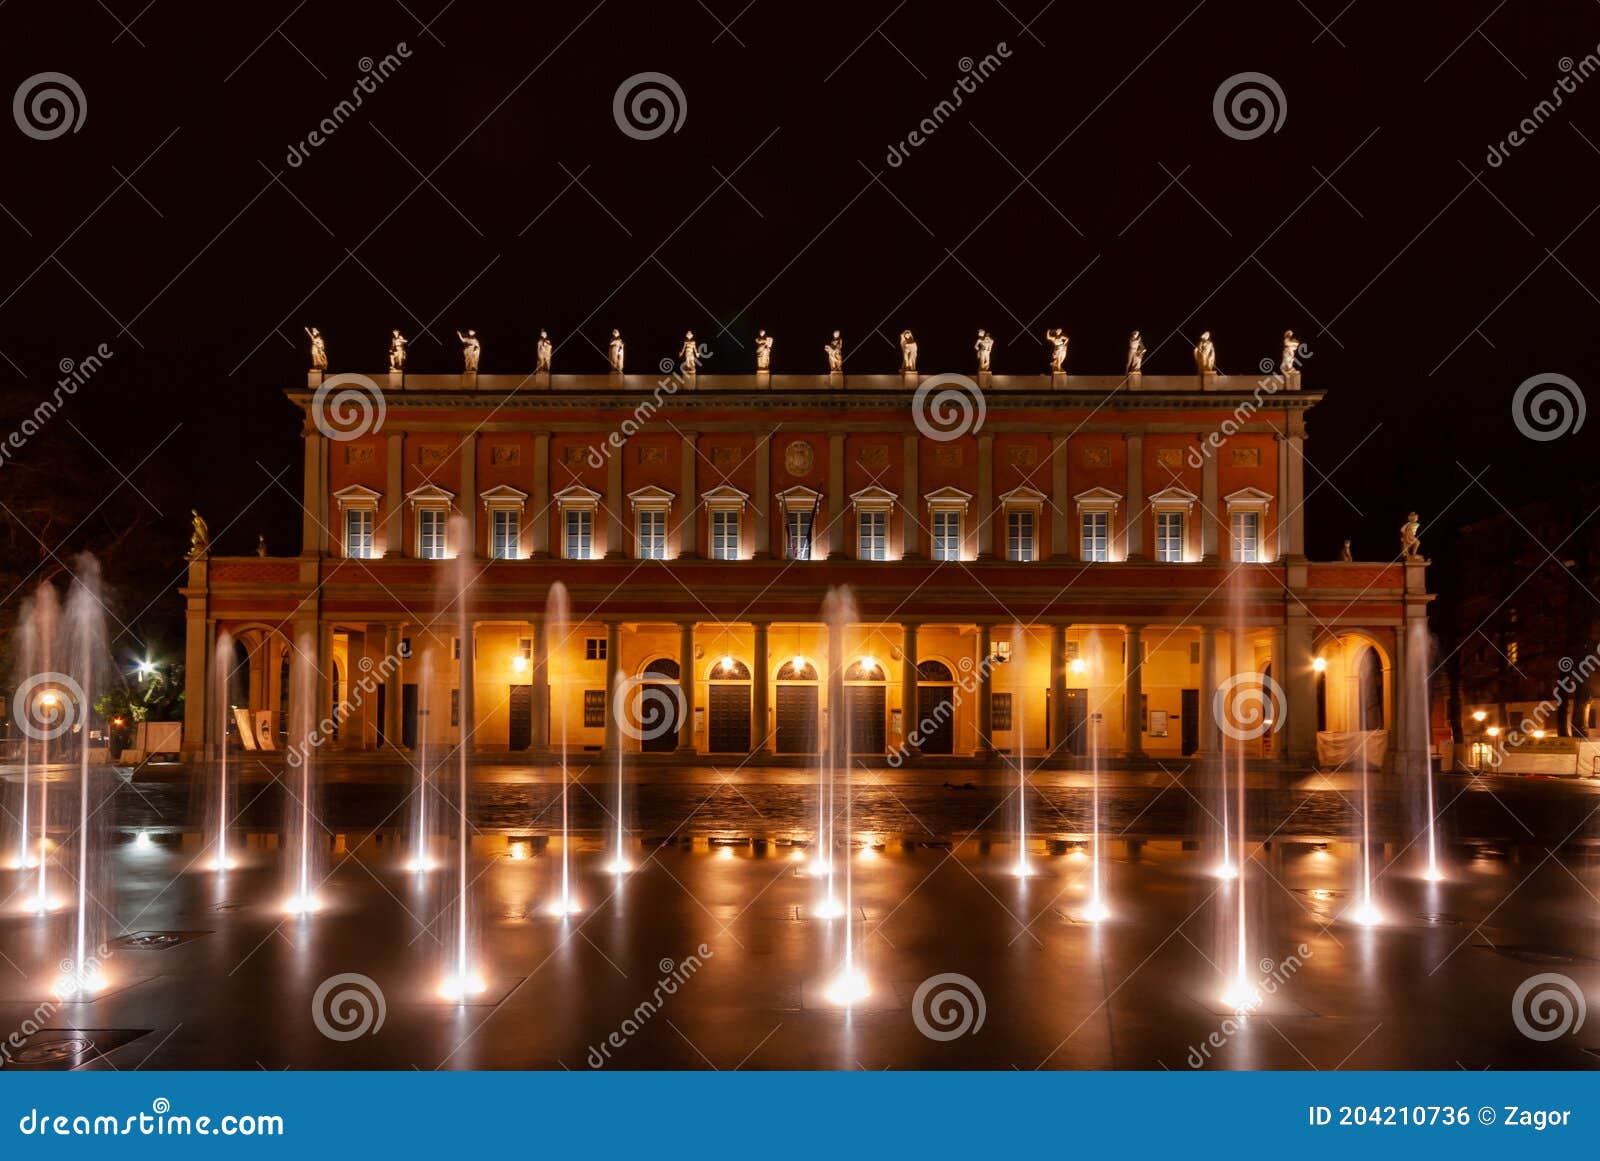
[180,363,1432,772]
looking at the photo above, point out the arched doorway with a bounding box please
[775,657,819,754]
[707,656,751,753]
[639,657,682,753]
[844,657,887,756]
[914,659,956,755]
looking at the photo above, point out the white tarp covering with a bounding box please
[1316,729,1388,769]
[134,721,182,755]
[233,707,257,750]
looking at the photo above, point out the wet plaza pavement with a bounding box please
[2,766,1598,1070]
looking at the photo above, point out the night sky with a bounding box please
[3,0,1597,654]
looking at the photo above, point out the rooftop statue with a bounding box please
[1045,327,1069,373]
[535,329,553,374]
[388,329,408,372]
[1126,330,1146,374]
[1281,329,1300,375]
[1193,330,1217,375]
[457,329,481,374]
[823,330,843,373]
[187,509,210,560]
[305,326,327,371]
[1400,512,1422,559]
[755,329,773,371]
[680,330,699,374]
[899,329,918,373]
[608,329,625,373]
[975,329,994,373]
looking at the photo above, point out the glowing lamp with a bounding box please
[1069,658,1087,676]
[1532,729,1547,740]
[507,840,531,861]
[512,655,527,673]
[1311,656,1327,673]
[792,656,807,673]
[860,656,877,674]
[40,692,58,708]
[1486,726,1500,737]
[1471,710,1487,723]
[721,655,736,673]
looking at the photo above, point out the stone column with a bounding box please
[976,623,994,755]
[827,432,846,559]
[827,618,845,760]
[752,621,771,756]
[302,430,324,556]
[1284,431,1307,558]
[532,433,550,558]
[1284,612,1317,766]
[459,433,477,559]
[531,617,550,753]
[318,621,335,745]
[1124,624,1146,758]
[900,622,920,756]
[1050,435,1069,559]
[1125,433,1144,559]
[1050,623,1067,750]
[754,435,772,559]
[678,431,699,558]
[901,434,920,558]
[383,433,404,557]
[1199,626,1221,758]
[977,434,995,559]
[1201,446,1219,561]
[1270,626,1288,748]
[677,621,696,754]
[384,622,404,747]
[604,621,622,752]
[604,444,623,559]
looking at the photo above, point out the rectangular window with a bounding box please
[932,510,961,561]
[858,510,887,561]
[637,510,666,560]
[711,510,740,560]
[565,509,593,560]
[1007,510,1035,562]
[585,637,607,661]
[1081,511,1109,562]
[345,508,374,559]
[491,509,519,560]
[991,692,1013,731]
[1230,511,1261,563]
[418,508,446,559]
[785,509,814,560]
[450,689,459,727]
[583,689,606,728]
[1156,510,1185,563]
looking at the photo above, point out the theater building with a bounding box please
[180,351,1432,772]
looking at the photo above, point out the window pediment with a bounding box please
[1223,486,1273,510]
[480,484,528,509]
[554,484,602,508]
[332,484,381,508]
[700,484,750,510]
[850,484,898,511]
[925,485,973,510]
[1074,486,1123,509]
[628,485,675,510]
[999,485,1047,508]
[406,483,456,507]
[1149,485,1199,510]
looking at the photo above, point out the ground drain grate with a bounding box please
[1478,944,1600,966]
[212,902,246,913]
[112,930,211,951]
[2,1029,151,1071]
[1417,914,1463,926]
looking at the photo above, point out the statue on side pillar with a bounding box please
[1339,538,1352,562]
[388,329,408,372]
[899,329,918,373]
[975,328,994,373]
[1046,327,1069,373]
[1126,330,1146,374]
[824,329,843,373]
[755,329,774,371]
[535,329,553,374]
[305,326,327,371]
[457,329,481,374]
[1193,330,1217,375]
[1281,329,1300,375]
[679,330,699,374]
[1400,512,1422,559]
[607,328,625,373]
[187,509,211,560]
[257,534,268,557]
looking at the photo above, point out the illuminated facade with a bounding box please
[180,361,1432,771]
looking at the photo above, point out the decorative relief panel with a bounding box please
[1081,446,1111,469]
[857,444,889,471]
[1230,447,1261,468]
[490,444,521,466]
